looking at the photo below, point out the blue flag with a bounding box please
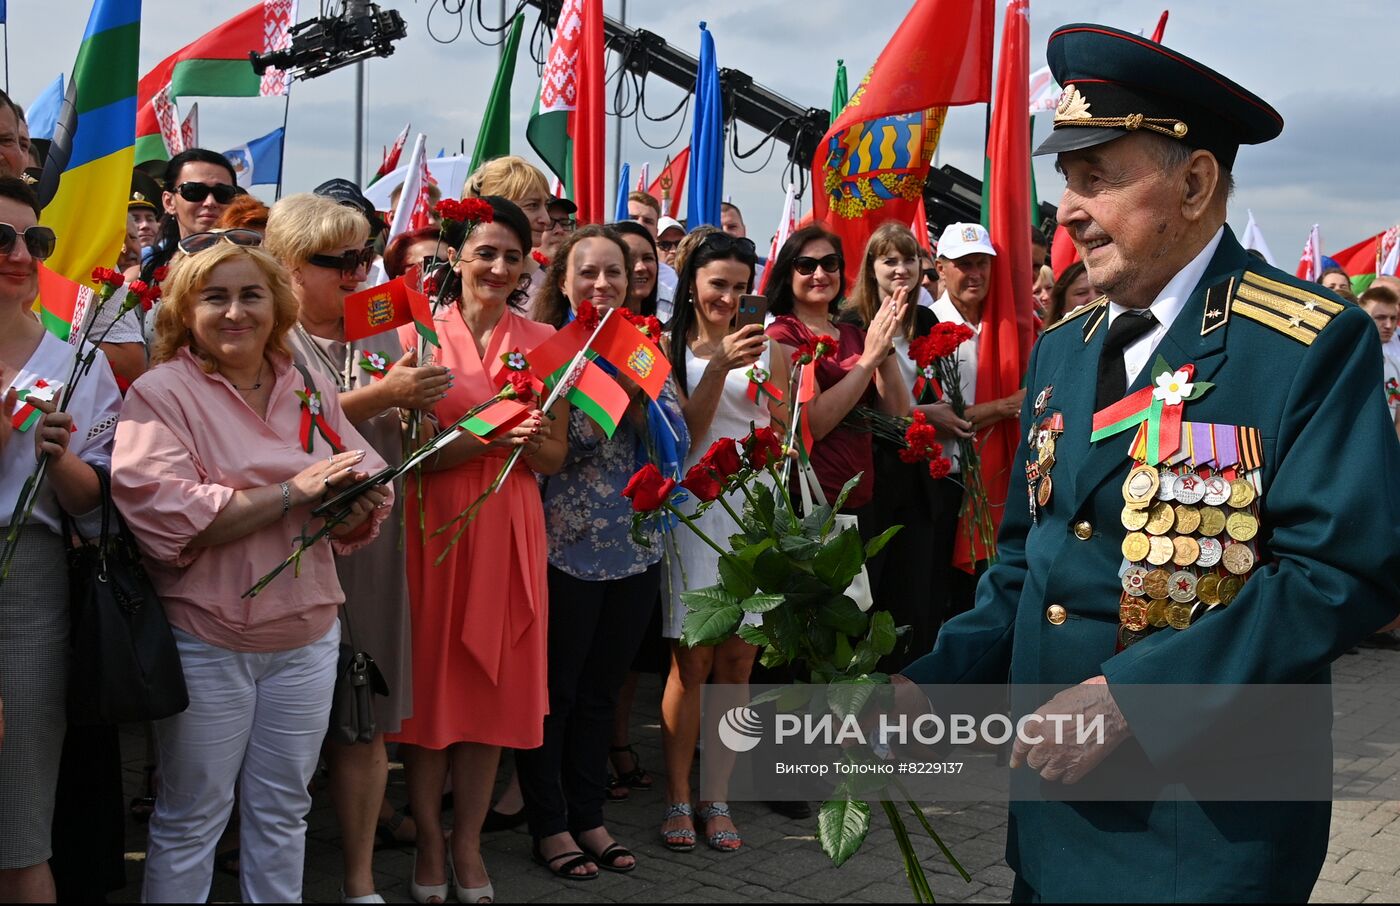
[0,1,7,24]
[687,22,723,228]
[614,162,631,222]
[223,127,285,188]
[25,74,64,140]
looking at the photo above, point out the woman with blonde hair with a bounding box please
[463,156,552,307]
[112,236,391,902]
[841,221,969,668]
[264,192,450,903]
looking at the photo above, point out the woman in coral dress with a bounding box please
[390,197,568,905]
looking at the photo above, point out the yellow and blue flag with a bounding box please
[38,0,141,287]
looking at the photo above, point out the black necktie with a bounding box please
[1096,311,1157,410]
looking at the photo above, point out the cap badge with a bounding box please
[961,226,979,242]
[132,192,146,202]
[1055,84,1093,123]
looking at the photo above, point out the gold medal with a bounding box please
[1120,597,1150,632]
[1225,510,1259,542]
[1197,573,1221,605]
[1222,542,1255,575]
[1037,472,1054,507]
[1228,478,1257,509]
[1198,506,1227,537]
[1166,603,1193,630]
[1172,535,1201,567]
[1123,464,1160,507]
[1173,504,1202,535]
[1145,502,1176,535]
[1146,535,1175,566]
[1038,435,1057,470]
[1143,568,1172,600]
[1218,575,1243,604]
[1147,598,1169,628]
[1122,531,1152,562]
[1121,505,1150,532]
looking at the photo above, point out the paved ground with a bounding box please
[108,646,1400,903]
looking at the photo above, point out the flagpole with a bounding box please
[610,0,627,212]
[353,62,365,185]
[3,23,9,93]
[275,94,291,201]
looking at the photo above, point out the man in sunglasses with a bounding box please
[541,196,577,262]
[656,217,685,269]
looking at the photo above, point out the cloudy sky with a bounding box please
[11,1,1398,264]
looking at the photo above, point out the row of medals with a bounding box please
[1117,463,1260,638]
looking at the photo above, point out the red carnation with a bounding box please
[91,267,124,289]
[435,199,467,223]
[907,335,937,369]
[925,322,975,360]
[928,456,951,480]
[421,274,441,298]
[792,336,835,366]
[152,266,170,284]
[532,249,550,267]
[680,462,725,503]
[459,198,494,224]
[700,437,744,480]
[743,425,783,470]
[574,299,603,331]
[643,316,664,340]
[504,370,536,403]
[622,463,677,513]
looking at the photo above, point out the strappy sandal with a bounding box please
[660,802,696,852]
[532,840,598,881]
[696,802,743,852]
[609,744,653,789]
[374,805,414,850]
[581,841,636,874]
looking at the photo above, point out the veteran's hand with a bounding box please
[1009,675,1132,784]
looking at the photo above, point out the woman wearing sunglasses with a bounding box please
[764,223,910,549]
[264,193,451,903]
[0,178,119,903]
[110,235,391,903]
[135,149,240,284]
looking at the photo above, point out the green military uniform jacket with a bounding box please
[904,228,1400,901]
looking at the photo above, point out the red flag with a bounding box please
[344,280,412,342]
[1295,224,1322,282]
[811,0,994,282]
[463,398,532,442]
[647,148,690,219]
[591,314,672,400]
[369,122,411,186]
[955,0,1035,571]
[1150,10,1170,43]
[1330,231,1382,276]
[526,319,593,388]
[573,0,607,225]
[1050,223,1081,280]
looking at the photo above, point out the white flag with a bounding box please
[1241,210,1276,267]
[1297,224,1322,283]
[1379,226,1400,278]
[180,103,199,151]
[760,183,798,293]
[386,134,429,247]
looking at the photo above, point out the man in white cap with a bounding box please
[656,216,685,269]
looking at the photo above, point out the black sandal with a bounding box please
[608,744,653,790]
[582,841,636,874]
[532,842,598,881]
[375,806,414,850]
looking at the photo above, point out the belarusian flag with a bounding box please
[566,360,629,437]
[463,398,531,442]
[135,0,296,164]
[368,122,410,187]
[588,314,671,401]
[36,262,95,342]
[526,0,605,224]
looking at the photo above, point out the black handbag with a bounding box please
[65,465,189,725]
[330,602,389,744]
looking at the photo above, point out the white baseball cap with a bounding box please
[657,216,685,238]
[936,222,997,259]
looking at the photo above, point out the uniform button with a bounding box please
[1073,521,1093,540]
[1046,604,1068,625]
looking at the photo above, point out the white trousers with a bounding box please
[142,624,339,904]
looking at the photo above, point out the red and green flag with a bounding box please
[589,314,671,401]
[462,398,531,442]
[526,0,605,224]
[135,0,296,164]
[36,262,94,342]
[566,360,630,437]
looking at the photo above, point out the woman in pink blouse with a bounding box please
[111,238,391,904]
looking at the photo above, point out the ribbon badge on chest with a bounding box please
[745,366,784,406]
[1091,356,1213,465]
[296,388,345,454]
[358,351,392,381]
[10,379,61,432]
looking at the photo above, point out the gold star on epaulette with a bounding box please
[1232,270,1344,345]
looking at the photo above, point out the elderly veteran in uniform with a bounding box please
[899,23,1400,903]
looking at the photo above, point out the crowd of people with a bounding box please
[1,49,1399,901]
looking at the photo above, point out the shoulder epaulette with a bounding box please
[1230,270,1345,346]
[1042,295,1108,340]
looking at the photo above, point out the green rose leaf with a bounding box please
[801,504,834,536]
[864,525,901,560]
[753,546,795,590]
[818,796,871,867]
[718,555,758,599]
[817,594,868,636]
[849,640,880,676]
[742,482,776,532]
[681,602,743,647]
[740,593,785,614]
[814,528,865,591]
[830,472,865,514]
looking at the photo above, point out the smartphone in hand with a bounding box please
[734,294,768,330]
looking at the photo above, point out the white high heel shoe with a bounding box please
[409,847,449,905]
[448,845,494,904]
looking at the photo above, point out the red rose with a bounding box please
[680,463,725,502]
[622,463,677,513]
[928,457,951,480]
[700,438,743,480]
[744,425,783,470]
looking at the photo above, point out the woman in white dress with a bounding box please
[658,227,787,854]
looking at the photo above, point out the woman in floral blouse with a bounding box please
[520,226,688,880]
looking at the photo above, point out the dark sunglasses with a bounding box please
[174,182,239,205]
[0,223,56,260]
[700,233,756,257]
[177,229,264,255]
[550,216,576,231]
[657,239,679,252]
[308,246,376,276]
[793,254,842,276]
